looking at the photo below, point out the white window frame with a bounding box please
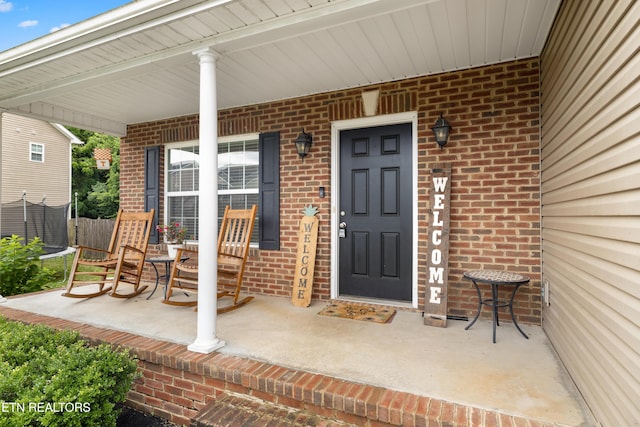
[29,142,44,162]
[163,133,260,242]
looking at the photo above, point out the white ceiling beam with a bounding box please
[11,102,127,136]
[0,52,192,109]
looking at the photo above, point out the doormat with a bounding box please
[317,302,396,324]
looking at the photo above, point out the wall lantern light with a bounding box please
[294,129,313,160]
[431,113,452,150]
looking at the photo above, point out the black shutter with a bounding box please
[259,132,280,250]
[144,146,160,244]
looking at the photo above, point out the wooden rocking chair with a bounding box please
[163,205,257,314]
[63,209,155,299]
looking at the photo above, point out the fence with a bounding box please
[67,218,115,250]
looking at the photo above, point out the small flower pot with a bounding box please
[166,243,183,258]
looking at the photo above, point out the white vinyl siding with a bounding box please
[1,114,72,205]
[540,0,640,425]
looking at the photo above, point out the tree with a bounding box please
[68,128,120,219]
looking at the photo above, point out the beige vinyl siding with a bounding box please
[540,0,640,426]
[1,113,72,206]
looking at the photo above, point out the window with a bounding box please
[30,143,44,162]
[165,135,259,243]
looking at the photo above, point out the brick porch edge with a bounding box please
[0,306,555,427]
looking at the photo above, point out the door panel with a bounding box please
[381,232,399,278]
[352,231,369,275]
[381,168,399,214]
[339,123,412,301]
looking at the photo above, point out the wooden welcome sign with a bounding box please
[423,163,451,327]
[292,205,319,307]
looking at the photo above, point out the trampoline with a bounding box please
[0,195,75,282]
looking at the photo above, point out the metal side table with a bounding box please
[463,270,530,343]
[145,255,185,300]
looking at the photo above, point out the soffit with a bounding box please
[0,0,561,136]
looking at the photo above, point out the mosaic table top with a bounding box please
[463,270,530,285]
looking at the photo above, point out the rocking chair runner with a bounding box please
[163,205,257,313]
[63,209,155,299]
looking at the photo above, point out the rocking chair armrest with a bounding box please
[175,247,198,257]
[219,252,244,260]
[75,245,110,255]
[118,244,144,255]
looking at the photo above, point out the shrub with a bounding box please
[0,235,56,296]
[0,318,139,426]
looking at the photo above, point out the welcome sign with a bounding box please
[292,206,319,307]
[423,164,451,327]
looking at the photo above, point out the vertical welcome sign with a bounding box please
[424,164,451,327]
[292,206,319,307]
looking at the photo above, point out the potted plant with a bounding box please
[156,222,189,257]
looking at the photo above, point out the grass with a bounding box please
[39,255,109,290]
[38,256,73,289]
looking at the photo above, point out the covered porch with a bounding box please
[0,289,591,426]
[0,0,559,353]
[3,1,636,424]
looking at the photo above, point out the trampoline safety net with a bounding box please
[1,200,70,255]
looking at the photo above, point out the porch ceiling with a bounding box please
[0,0,560,136]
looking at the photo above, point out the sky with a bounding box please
[0,0,131,52]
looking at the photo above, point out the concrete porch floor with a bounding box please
[0,287,592,426]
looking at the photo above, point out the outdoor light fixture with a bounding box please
[294,129,313,160]
[431,113,452,150]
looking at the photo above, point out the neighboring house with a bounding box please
[0,1,637,426]
[0,113,81,248]
[0,112,80,206]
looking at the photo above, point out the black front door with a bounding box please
[338,123,412,301]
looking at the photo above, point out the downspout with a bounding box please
[188,47,225,354]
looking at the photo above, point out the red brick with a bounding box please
[378,389,396,423]
[389,392,407,426]
[301,374,324,403]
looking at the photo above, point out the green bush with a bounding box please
[0,235,56,297]
[0,318,139,426]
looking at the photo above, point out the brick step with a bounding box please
[191,392,354,427]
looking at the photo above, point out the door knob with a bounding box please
[338,221,347,238]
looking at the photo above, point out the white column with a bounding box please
[0,113,4,303]
[188,48,225,353]
[0,112,2,221]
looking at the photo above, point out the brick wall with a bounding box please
[121,58,541,325]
